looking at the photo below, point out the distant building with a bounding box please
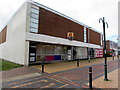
[0,0,103,65]
[106,40,118,56]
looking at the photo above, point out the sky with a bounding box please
[0,0,119,43]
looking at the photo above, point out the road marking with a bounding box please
[41,83,55,88]
[1,73,41,83]
[11,79,48,88]
[58,84,68,88]
[3,74,48,87]
[47,76,66,84]
[52,75,80,87]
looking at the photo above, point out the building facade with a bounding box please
[106,40,118,56]
[0,0,103,65]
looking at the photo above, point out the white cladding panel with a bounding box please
[76,47,87,59]
[26,33,101,49]
[1,3,29,65]
[0,43,5,59]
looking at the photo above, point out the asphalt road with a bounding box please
[2,59,119,89]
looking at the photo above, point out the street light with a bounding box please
[117,38,119,59]
[99,17,109,81]
[88,27,91,63]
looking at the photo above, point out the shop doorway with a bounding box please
[29,43,37,63]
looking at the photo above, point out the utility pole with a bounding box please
[99,17,109,81]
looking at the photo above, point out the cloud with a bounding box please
[0,0,25,30]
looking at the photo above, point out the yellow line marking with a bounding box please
[47,76,64,84]
[3,75,46,87]
[11,79,48,88]
[1,73,41,83]
[41,83,55,88]
[58,84,68,88]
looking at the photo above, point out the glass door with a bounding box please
[29,43,36,62]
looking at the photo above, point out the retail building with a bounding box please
[0,0,103,65]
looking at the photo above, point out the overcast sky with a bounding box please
[0,0,119,42]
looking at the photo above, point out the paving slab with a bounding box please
[1,59,119,89]
[86,69,119,89]
[32,57,118,73]
[1,66,42,79]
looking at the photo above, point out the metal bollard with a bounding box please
[89,66,92,89]
[77,59,79,67]
[113,55,114,60]
[42,59,44,73]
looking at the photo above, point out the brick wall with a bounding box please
[0,26,7,44]
[38,8,101,45]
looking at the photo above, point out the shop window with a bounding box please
[30,28,38,33]
[31,4,39,10]
[30,22,38,29]
[31,8,39,14]
[30,18,38,24]
[30,5,39,33]
[31,13,39,19]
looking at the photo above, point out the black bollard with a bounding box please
[42,59,44,73]
[112,53,114,60]
[89,66,92,89]
[77,59,79,67]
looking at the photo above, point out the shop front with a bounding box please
[29,42,89,65]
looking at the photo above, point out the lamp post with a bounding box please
[88,27,91,63]
[117,38,119,59]
[99,17,109,81]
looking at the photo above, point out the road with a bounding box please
[2,59,119,88]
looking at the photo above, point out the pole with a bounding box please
[118,48,119,59]
[71,45,73,60]
[77,59,79,67]
[88,27,91,63]
[42,59,44,73]
[113,50,114,60]
[103,17,108,81]
[118,47,119,59]
[89,66,92,89]
[99,17,108,81]
[117,38,119,59]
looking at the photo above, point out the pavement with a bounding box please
[92,69,119,88]
[32,56,118,73]
[1,66,42,79]
[1,56,119,89]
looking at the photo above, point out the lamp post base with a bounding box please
[104,78,109,81]
[104,64,108,81]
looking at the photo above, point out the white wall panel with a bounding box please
[26,33,101,49]
[1,3,29,65]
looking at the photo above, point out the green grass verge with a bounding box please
[0,60,23,71]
